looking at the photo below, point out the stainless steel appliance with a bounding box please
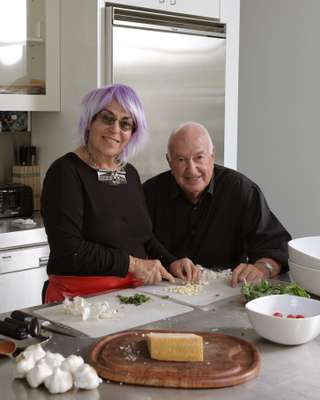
[104,6,226,181]
[0,214,48,313]
[0,183,33,218]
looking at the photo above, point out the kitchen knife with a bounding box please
[10,310,87,338]
[0,320,28,340]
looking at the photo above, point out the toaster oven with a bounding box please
[0,183,33,218]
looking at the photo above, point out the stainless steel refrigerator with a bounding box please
[104,5,226,182]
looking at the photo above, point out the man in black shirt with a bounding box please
[143,122,291,286]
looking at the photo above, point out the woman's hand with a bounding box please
[129,256,175,285]
[169,258,202,283]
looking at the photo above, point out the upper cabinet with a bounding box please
[0,0,60,111]
[106,0,220,19]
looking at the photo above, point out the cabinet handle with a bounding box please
[169,0,177,5]
[159,0,165,3]
[39,256,49,267]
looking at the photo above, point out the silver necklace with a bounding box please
[86,147,127,186]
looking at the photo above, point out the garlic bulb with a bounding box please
[14,354,36,379]
[42,351,65,369]
[22,343,46,363]
[25,359,53,388]
[44,367,73,394]
[61,354,84,374]
[74,364,102,390]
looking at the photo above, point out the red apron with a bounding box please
[45,273,142,303]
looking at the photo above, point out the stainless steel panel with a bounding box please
[112,26,225,182]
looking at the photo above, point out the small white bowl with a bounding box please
[245,294,320,345]
[289,259,320,296]
[288,236,320,268]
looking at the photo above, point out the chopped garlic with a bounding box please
[167,268,232,296]
[63,296,117,320]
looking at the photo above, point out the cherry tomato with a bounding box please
[287,314,296,318]
[295,314,305,318]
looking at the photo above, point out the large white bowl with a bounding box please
[245,294,320,345]
[288,236,320,268]
[289,259,320,296]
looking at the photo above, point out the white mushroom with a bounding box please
[61,354,84,374]
[44,367,73,394]
[73,363,102,390]
[42,351,65,368]
[25,358,53,388]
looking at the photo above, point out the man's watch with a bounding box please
[255,261,273,277]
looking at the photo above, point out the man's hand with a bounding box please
[169,258,202,283]
[231,263,267,287]
[230,258,281,287]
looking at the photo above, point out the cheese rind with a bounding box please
[147,332,203,362]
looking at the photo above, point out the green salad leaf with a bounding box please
[117,293,151,306]
[241,280,310,302]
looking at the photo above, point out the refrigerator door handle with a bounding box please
[110,6,225,38]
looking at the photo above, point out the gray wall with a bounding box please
[238,0,320,238]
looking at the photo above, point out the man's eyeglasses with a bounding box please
[95,110,135,133]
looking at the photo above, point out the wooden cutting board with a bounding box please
[90,330,261,388]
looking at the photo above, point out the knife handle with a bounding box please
[0,320,29,340]
[11,310,33,322]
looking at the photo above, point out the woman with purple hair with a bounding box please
[41,84,197,303]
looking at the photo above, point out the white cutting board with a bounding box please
[34,289,193,338]
[140,280,241,307]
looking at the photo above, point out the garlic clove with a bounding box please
[25,359,53,388]
[42,351,65,369]
[44,367,73,394]
[61,354,84,374]
[73,363,102,390]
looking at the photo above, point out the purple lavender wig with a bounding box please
[78,84,149,164]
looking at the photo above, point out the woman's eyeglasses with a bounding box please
[96,110,135,132]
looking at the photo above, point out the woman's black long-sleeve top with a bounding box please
[41,153,176,276]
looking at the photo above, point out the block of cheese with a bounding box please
[147,332,203,362]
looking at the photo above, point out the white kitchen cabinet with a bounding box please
[105,0,166,11]
[106,0,220,19]
[0,0,60,111]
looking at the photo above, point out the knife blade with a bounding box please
[10,310,88,338]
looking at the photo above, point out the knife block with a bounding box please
[12,165,41,210]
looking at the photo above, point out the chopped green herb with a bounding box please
[117,293,151,306]
[241,280,310,302]
[160,295,170,299]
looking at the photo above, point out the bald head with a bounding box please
[167,122,214,161]
[166,122,215,203]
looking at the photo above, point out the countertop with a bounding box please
[0,212,47,249]
[1,292,320,400]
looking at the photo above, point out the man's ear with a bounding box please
[211,147,216,163]
[166,153,171,167]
